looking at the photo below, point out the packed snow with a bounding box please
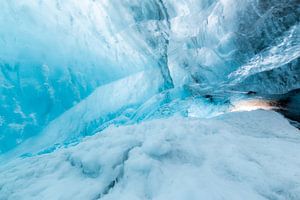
[1,110,300,200]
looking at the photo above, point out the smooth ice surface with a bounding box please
[1,110,300,200]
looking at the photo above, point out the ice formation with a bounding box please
[0,0,299,199]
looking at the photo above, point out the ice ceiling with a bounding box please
[0,0,299,155]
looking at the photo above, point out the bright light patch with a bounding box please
[231,99,277,112]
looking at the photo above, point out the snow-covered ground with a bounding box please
[1,110,300,200]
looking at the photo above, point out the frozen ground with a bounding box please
[1,110,300,200]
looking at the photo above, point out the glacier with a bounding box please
[0,0,300,199]
[0,0,299,154]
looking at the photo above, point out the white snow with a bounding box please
[1,110,300,200]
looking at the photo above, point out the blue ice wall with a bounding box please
[0,0,299,155]
[0,0,171,153]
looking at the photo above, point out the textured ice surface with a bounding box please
[7,69,165,157]
[0,0,173,152]
[0,0,299,148]
[1,0,299,153]
[1,110,300,200]
[0,2,300,199]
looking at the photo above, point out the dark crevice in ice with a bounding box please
[93,143,142,200]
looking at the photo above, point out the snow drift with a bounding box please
[1,110,300,200]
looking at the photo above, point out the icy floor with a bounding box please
[1,110,300,200]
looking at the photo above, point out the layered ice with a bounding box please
[9,69,165,157]
[0,1,300,199]
[0,0,173,152]
[1,0,300,153]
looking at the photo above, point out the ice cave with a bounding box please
[0,0,300,199]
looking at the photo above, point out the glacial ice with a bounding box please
[0,0,173,152]
[0,0,300,199]
[9,69,165,157]
[1,0,299,153]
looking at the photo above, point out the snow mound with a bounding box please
[1,110,300,200]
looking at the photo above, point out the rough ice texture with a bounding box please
[0,1,299,198]
[0,0,172,152]
[1,110,300,200]
[7,68,165,157]
[1,0,299,153]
